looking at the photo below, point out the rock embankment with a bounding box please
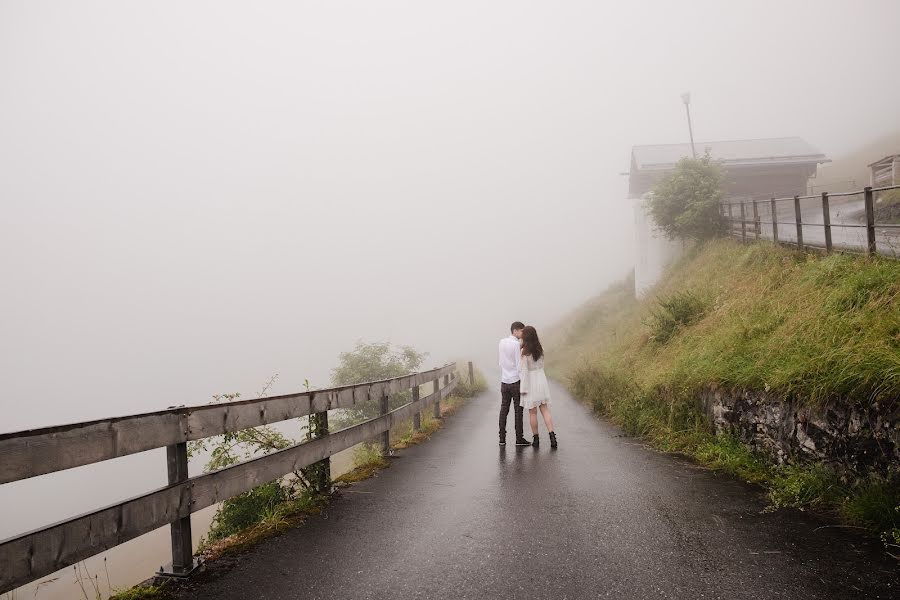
[703,387,899,473]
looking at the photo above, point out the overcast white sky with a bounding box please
[2,0,899,430]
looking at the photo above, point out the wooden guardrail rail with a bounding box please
[0,362,459,594]
[720,184,900,257]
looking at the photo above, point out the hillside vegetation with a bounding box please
[546,239,900,543]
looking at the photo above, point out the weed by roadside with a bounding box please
[109,586,167,600]
[452,369,488,398]
[334,442,391,486]
[645,290,709,344]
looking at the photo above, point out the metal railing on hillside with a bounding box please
[0,363,461,594]
[720,184,900,257]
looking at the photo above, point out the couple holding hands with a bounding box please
[498,321,557,449]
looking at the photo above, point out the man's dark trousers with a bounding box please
[499,381,524,441]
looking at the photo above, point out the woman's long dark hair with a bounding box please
[520,325,544,361]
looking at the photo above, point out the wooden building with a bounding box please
[628,137,828,297]
[869,154,900,187]
[628,137,829,200]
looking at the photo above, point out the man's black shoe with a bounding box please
[499,436,507,446]
[514,438,531,446]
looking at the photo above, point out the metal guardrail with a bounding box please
[0,363,460,594]
[720,185,900,257]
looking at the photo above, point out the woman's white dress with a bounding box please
[519,353,551,409]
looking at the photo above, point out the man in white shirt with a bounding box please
[499,321,530,446]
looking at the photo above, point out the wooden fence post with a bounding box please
[432,377,441,419]
[864,186,877,256]
[380,390,390,454]
[793,195,804,251]
[468,361,475,386]
[821,192,832,253]
[771,197,778,243]
[740,202,746,241]
[164,442,195,575]
[752,200,760,239]
[412,385,421,431]
[310,409,330,493]
[0,362,467,593]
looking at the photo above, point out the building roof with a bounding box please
[631,137,829,172]
[867,154,900,168]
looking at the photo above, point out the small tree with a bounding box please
[331,341,428,426]
[646,153,724,240]
[187,377,326,542]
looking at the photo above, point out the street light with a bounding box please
[681,92,696,159]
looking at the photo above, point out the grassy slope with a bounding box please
[875,189,900,224]
[549,239,900,406]
[546,239,900,544]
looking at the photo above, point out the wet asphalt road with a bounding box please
[183,381,897,600]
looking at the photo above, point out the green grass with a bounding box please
[451,368,489,398]
[645,290,709,344]
[548,239,900,543]
[109,586,167,600]
[206,481,292,541]
[552,240,900,406]
[875,188,900,224]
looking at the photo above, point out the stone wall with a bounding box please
[700,386,900,474]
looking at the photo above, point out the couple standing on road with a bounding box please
[498,321,557,448]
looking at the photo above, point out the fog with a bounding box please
[3,1,900,597]
[3,0,900,451]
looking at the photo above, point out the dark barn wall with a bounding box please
[723,164,819,200]
[628,163,820,200]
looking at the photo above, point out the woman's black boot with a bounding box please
[549,431,558,449]
[532,434,540,447]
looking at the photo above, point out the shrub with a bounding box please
[570,362,638,416]
[841,476,900,535]
[646,153,725,240]
[331,342,427,426]
[452,367,488,398]
[693,434,770,484]
[769,463,843,509]
[207,481,290,541]
[645,290,708,343]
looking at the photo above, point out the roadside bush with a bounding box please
[331,342,427,427]
[207,481,290,541]
[769,462,843,509]
[570,362,638,416]
[453,367,488,398]
[841,476,900,536]
[645,290,708,343]
[692,434,770,484]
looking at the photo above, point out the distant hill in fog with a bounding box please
[814,131,900,192]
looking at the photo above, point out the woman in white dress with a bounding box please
[518,325,557,448]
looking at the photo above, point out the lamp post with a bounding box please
[681,92,696,159]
